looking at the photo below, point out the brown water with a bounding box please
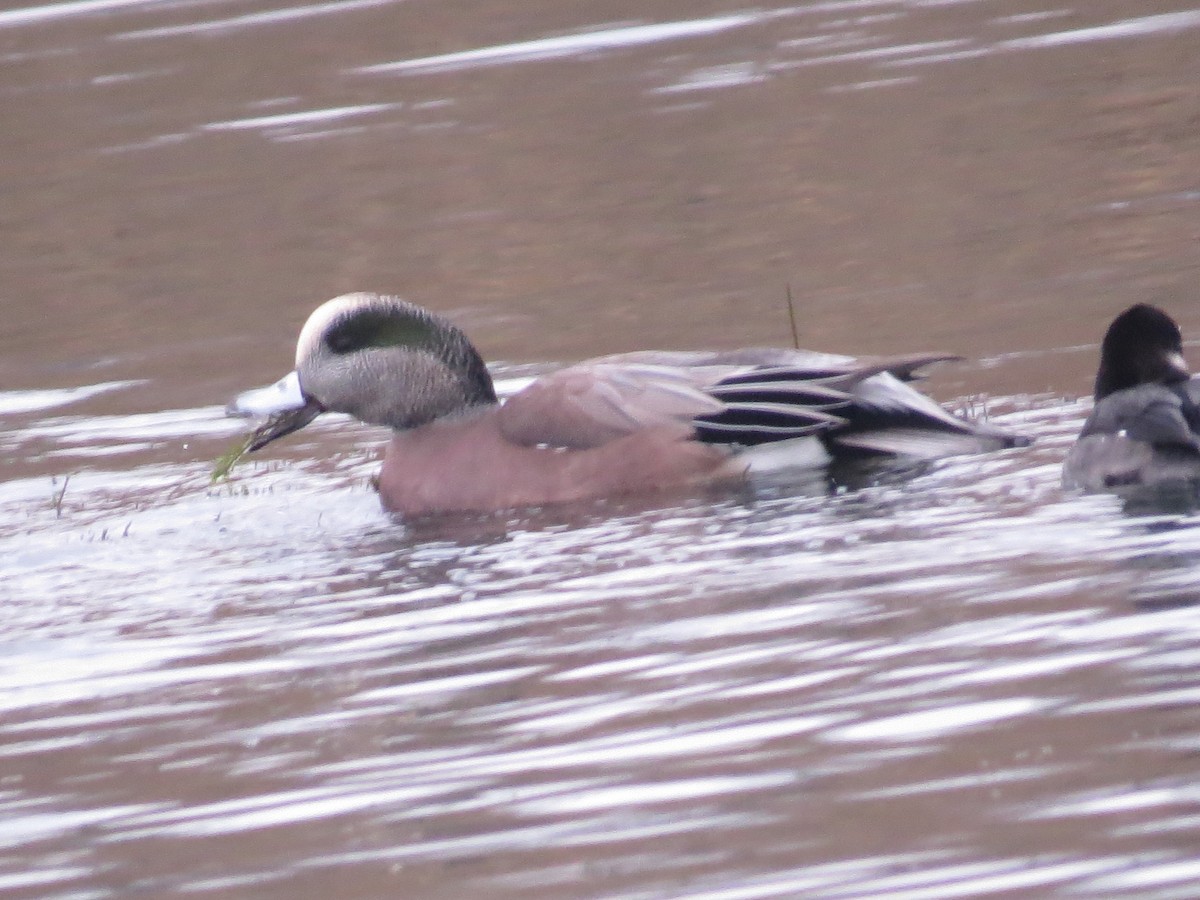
[4,0,1200,897]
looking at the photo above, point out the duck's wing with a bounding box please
[496,362,731,449]
[498,352,1024,457]
[1083,383,1200,451]
[693,353,992,451]
[827,363,1026,456]
[692,361,862,445]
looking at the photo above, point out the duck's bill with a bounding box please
[1167,351,1190,380]
[245,401,324,451]
[228,371,306,417]
[227,370,325,452]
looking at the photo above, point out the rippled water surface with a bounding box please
[4,0,1200,897]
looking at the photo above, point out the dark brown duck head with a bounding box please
[1094,303,1190,401]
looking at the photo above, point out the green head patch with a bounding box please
[324,306,441,355]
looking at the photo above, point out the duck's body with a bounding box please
[231,293,1024,517]
[377,408,736,516]
[1064,304,1200,491]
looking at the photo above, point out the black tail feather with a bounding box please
[692,356,1025,454]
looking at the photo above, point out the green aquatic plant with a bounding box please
[211,434,255,483]
[50,474,70,517]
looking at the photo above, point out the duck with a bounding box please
[1064,303,1200,491]
[229,292,1025,517]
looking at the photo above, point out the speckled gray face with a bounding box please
[227,293,501,445]
[298,294,498,420]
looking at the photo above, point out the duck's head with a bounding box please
[1095,303,1190,400]
[230,293,497,451]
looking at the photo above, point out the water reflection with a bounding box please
[114,0,397,41]
[359,14,765,74]
[3,390,1200,896]
[0,0,161,29]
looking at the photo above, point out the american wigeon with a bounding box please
[1064,303,1200,491]
[230,293,1024,516]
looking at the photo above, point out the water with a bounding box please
[3,0,1200,897]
